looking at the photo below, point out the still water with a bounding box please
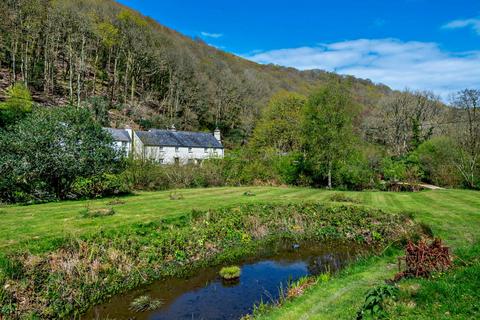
[84,241,362,320]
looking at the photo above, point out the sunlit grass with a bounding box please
[1,187,479,252]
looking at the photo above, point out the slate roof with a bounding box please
[136,129,223,148]
[104,128,131,142]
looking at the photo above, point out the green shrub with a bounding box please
[124,160,226,190]
[219,266,241,280]
[0,107,125,203]
[357,284,399,319]
[415,137,462,187]
[70,174,131,199]
[0,83,33,127]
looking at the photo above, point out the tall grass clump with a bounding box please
[80,206,115,218]
[129,295,163,312]
[219,266,241,280]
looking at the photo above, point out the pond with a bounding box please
[84,241,364,320]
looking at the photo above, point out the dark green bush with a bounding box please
[70,173,132,199]
[124,160,226,190]
[0,107,124,203]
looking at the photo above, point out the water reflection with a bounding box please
[85,241,362,320]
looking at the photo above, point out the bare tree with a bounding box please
[366,90,443,156]
[451,89,480,188]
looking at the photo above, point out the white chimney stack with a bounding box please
[125,127,133,140]
[214,128,221,142]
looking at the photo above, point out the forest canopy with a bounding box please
[0,0,391,147]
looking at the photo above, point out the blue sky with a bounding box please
[118,0,479,97]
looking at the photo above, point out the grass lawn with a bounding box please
[1,187,479,318]
[1,187,479,252]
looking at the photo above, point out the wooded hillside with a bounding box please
[0,0,392,146]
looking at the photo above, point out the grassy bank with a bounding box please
[253,243,480,320]
[0,202,418,318]
[0,187,479,319]
[248,188,480,320]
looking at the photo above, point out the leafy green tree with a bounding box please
[0,107,123,202]
[381,158,407,183]
[415,137,461,187]
[250,91,306,153]
[0,83,33,127]
[303,82,357,188]
[335,148,376,190]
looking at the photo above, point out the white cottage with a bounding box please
[106,126,224,164]
[105,128,133,157]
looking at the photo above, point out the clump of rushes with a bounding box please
[129,295,163,312]
[219,265,241,280]
[329,193,360,203]
[243,191,256,196]
[81,207,115,218]
[169,192,184,200]
[106,198,126,206]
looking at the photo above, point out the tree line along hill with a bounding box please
[0,0,394,147]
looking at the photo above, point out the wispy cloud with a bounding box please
[442,17,480,35]
[201,31,223,38]
[244,38,480,98]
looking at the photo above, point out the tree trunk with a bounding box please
[68,38,73,103]
[20,42,24,84]
[24,39,29,86]
[130,74,135,103]
[92,45,99,95]
[43,35,49,94]
[77,34,85,108]
[12,39,17,83]
[327,160,332,189]
[110,50,119,104]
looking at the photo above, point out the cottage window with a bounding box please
[175,147,179,152]
[188,147,193,153]
[174,157,180,165]
[204,147,208,153]
[159,146,164,151]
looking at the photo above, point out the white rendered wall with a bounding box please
[113,141,131,157]
[143,146,223,164]
[132,132,223,164]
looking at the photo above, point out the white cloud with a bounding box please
[442,18,480,34]
[201,31,223,38]
[244,38,480,98]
